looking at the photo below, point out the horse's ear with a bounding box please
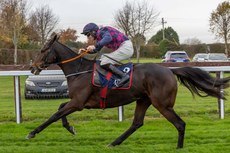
[48,34,57,46]
[56,35,60,41]
[41,34,57,52]
[52,34,58,41]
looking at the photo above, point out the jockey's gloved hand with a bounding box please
[87,45,96,52]
[86,45,97,54]
[78,48,86,54]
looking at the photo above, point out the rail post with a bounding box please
[216,71,225,119]
[14,76,22,124]
[118,106,124,122]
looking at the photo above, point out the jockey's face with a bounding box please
[87,34,96,45]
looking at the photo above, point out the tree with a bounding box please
[28,5,59,45]
[148,27,180,45]
[0,0,28,64]
[59,28,78,44]
[209,1,230,56]
[181,38,205,56]
[158,39,181,56]
[114,1,159,63]
[183,37,202,45]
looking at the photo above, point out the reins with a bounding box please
[60,49,93,78]
[32,50,91,68]
[60,50,91,64]
[65,70,93,78]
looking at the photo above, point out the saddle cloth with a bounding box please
[92,61,133,89]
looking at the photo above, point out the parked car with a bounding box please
[204,53,229,62]
[162,51,190,62]
[192,53,208,62]
[24,75,69,99]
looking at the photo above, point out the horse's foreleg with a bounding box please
[26,102,78,139]
[58,102,76,135]
[109,99,151,147]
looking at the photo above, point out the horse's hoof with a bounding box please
[26,133,35,140]
[68,126,76,135]
[176,146,183,149]
[107,144,114,148]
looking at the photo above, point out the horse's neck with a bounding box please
[53,43,94,77]
[60,58,94,79]
[54,42,77,59]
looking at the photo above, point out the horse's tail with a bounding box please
[171,67,230,99]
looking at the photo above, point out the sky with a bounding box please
[29,0,226,44]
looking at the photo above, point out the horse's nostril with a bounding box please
[34,70,40,75]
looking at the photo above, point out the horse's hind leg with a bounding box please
[58,102,76,135]
[157,107,186,149]
[109,98,151,147]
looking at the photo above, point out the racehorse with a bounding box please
[27,34,230,149]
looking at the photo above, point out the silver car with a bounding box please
[24,75,69,99]
[205,53,228,62]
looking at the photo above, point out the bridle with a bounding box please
[33,47,91,68]
[32,45,93,77]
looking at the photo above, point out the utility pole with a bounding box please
[207,45,210,53]
[161,18,167,40]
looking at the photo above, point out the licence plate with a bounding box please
[41,88,56,92]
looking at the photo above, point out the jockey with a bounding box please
[80,23,134,87]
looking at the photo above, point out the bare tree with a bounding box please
[28,5,59,45]
[209,1,230,56]
[0,0,28,65]
[114,1,159,62]
[114,2,132,36]
[183,38,202,45]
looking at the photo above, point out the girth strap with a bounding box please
[100,72,113,109]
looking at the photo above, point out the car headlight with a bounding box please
[61,80,68,86]
[25,80,35,86]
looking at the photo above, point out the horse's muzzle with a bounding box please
[30,66,42,75]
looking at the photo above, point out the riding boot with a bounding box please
[102,64,129,87]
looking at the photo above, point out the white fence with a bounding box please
[0,66,230,124]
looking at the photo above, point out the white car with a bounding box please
[192,53,208,62]
[162,51,190,62]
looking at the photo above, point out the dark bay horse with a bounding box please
[28,34,230,148]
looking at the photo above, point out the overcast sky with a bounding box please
[29,0,226,44]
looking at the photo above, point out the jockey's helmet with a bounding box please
[81,23,99,35]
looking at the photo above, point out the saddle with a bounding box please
[92,61,134,109]
[92,61,133,89]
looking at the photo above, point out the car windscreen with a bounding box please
[209,54,228,60]
[197,54,207,58]
[170,53,187,58]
